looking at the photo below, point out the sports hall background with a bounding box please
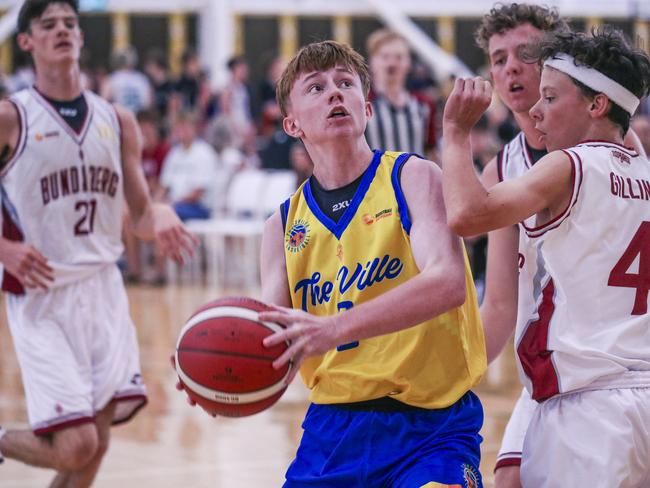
[0,0,648,486]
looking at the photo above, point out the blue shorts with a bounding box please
[284,391,483,488]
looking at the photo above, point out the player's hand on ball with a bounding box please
[443,76,493,134]
[260,305,340,385]
[0,240,54,289]
[169,354,197,407]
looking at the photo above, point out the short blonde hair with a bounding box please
[276,40,370,117]
[366,29,408,58]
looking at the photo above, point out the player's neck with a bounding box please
[307,138,374,190]
[34,64,82,101]
[514,111,545,150]
[580,122,624,146]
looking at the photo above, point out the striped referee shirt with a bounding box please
[365,92,435,155]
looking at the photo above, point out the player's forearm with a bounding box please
[442,129,491,236]
[331,265,466,346]
[129,202,160,240]
[480,300,517,363]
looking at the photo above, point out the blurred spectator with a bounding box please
[144,49,174,118]
[290,142,313,186]
[102,46,153,113]
[258,128,295,170]
[221,55,255,144]
[258,55,285,137]
[138,110,171,197]
[631,114,650,155]
[204,113,245,173]
[159,112,219,221]
[365,29,436,157]
[6,61,34,93]
[174,49,204,112]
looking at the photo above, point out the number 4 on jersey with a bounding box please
[608,221,650,315]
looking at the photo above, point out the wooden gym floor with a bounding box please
[0,283,522,487]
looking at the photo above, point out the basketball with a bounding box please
[174,296,291,417]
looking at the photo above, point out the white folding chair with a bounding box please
[260,170,297,219]
[185,168,267,287]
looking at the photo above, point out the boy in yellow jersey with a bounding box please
[259,40,487,488]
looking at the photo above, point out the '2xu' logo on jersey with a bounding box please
[294,254,403,310]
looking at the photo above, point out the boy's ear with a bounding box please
[283,116,304,139]
[588,93,610,119]
[17,32,33,53]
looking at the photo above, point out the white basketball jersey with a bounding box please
[1,88,124,292]
[515,141,650,401]
[498,131,546,369]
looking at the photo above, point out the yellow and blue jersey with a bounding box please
[282,150,486,409]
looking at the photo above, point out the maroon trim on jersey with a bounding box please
[0,99,28,178]
[33,415,94,436]
[1,204,25,295]
[110,394,148,426]
[577,140,638,157]
[523,149,584,238]
[520,133,532,169]
[495,456,522,471]
[496,147,505,183]
[30,87,94,145]
[517,279,560,401]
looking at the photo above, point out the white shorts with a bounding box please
[521,373,650,487]
[6,264,147,435]
[495,387,537,470]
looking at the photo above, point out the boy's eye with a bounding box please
[308,85,322,94]
[544,96,555,102]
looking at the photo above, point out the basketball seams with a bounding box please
[177,347,282,362]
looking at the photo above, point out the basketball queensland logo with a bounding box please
[462,464,479,488]
[286,219,311,253]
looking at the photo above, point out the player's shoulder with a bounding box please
[110,103,138,132]
[398,155,442,206]
[0,98,20,144]
[400,155,441,181]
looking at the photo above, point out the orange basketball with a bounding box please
[174,296,291,417]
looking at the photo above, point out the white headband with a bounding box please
[544,53,640,115]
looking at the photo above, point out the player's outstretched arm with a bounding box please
[260,158,469,377]
[0,101,54,289]
[442,77,573,236]
[479,159,519,364]
[115,105,197,263]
